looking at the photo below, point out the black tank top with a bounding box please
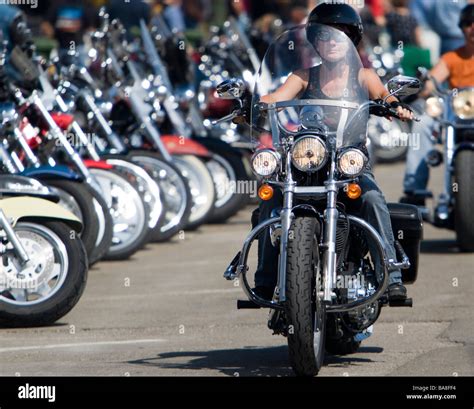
[300,65,368,147]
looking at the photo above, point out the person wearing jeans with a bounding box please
[402,4,474,204]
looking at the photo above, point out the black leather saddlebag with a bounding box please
[388,203,423,284]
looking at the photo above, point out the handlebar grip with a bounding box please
[388,108,401,119]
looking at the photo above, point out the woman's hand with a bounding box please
[395,105,415,121]
[389,101,415,122]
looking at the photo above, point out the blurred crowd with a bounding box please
[15,0,473,66]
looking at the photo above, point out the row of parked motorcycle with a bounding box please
[0,11,262,327]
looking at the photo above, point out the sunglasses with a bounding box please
[314,28,348,43]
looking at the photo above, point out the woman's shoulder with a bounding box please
[292,68,310,83]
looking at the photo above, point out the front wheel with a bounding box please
[454,150,474,251]
[0,221,88,327]
[285,217,325,376]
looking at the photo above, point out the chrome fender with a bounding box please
[0,196,82,232]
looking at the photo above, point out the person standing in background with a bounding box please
[107,0,151,31]
[41,0,97,61]
[410,0,472,54]
[385,0,422,48]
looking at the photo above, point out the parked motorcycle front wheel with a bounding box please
[172,154,216,230]
[285,217,326,376]
[0,221,88,327]
[127,151,192,242]
[89,168,149,260]
[45,179,99,261]
[194,137,250,223]
[368,116,409,163]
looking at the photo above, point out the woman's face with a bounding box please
[462,21,474,45]
[313,26,351,62]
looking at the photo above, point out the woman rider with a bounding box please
[252,3,415,302]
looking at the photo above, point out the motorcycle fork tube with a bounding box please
[277,154,295,303]
[129,93,173,162]
[189,102,207,137]
[0,210,29,265]
[322,158,339,302]
[54,94,101,161]
[81,93,127,153]
[13,128,40,168]
[444,125,455,198]
[32,95,100,191]
[0,145,21,173]
[162,97,191,138]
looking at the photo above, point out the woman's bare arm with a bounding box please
[260,71,307,104]
[420,59,450,97]
[362,68,414,121]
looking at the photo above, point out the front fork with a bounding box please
[277,152,339,303]
[0,210,29,265]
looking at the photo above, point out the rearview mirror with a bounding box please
[216,78,245,99]
[387,75,422,98]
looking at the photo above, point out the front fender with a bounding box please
[0,196,82,232]
[162,135,211,157]
[21,165,83,182]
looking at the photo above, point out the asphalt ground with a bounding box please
[0,162,473,377]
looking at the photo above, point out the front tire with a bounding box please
[286,217,325,376]
[454,150,474,251]
[0,221,88,327]
[45,179,99,260]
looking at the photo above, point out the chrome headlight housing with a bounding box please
[291,136,327,172]
[251,149,280,177]
[452,89,474,120]
[338,148,367,177]
[426,96,443,118]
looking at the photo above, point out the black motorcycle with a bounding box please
[219,24,423,376]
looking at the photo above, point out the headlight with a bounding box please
[251,149,280,177]
[452,89,474,120]
[426,97,443,118]
[291,136,327,172]
[338,149,367,177]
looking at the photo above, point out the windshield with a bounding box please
[251,23,369,150]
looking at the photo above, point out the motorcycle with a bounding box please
[140,19,250,223]
[3,49,152,261]
[218,24,423,376]
[414,68,474,251]
[0,194,88,327]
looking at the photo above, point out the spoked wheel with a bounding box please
[193,137,249,223]
[127,151,192,242]
[102,157,164,234]
[88,191,114,265]
[89,168,149,260]
[0,221,88,327]
[286,217,325,376]
[368,116,409,163]
[45,179,99,260]
[172,154,216,230]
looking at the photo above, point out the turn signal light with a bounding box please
[258,184,274,201]
[346,183,362,200]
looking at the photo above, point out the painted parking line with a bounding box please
[0,338,167,353]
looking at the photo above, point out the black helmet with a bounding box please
[307,2,363,46]
[459,4,474,28]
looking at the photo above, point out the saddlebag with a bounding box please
[387,203,423,284]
